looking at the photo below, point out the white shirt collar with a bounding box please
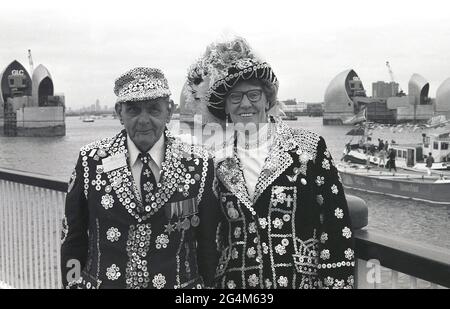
[127,133,165,169]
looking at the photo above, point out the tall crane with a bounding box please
[385,61,403,95]
[385,61,395,82]
[28,49,34,73]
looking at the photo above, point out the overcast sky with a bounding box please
[1,0,449,109]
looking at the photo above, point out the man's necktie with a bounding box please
[138,153,158,208]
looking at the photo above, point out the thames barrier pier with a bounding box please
[323,69,450,125]
[0,60,65,137]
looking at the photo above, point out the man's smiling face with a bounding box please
[116,97,174,152]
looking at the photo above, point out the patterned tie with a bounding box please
[138,153,157,208]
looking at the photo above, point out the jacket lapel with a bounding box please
[216,155,254,211]
[102,130,186,222]
[252,122,295,204]
[102,131,143,220]
[216,120,298,212]
[156,136,186,206]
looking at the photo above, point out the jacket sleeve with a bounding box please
[313,137,355,289]
[196,157,220,288]
[60,153,89,288]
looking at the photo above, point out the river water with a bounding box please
[1,116,449,249]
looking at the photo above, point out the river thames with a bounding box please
[0,116,449,250]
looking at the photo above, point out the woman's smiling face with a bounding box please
[225,80,268,125]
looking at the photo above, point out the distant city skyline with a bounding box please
[1,0,449,109]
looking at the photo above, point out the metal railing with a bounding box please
[0,168,66,289]
[355,229,450,289]
[0,167,449,289]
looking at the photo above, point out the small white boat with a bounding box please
[343,131,450,171]
[82,117,95,123]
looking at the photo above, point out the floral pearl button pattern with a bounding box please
[106,264,121,280]
[142,181,154,193]
[320,232,328,244]
[227,280,236,289]
[152,273,166,289]
[232,248,239,259]
[272,218,284,229]
[101,194,114,210]
[259,218,268,229]
[262,242,269,254]
[248,222,257,234]
[155,234,169,249]
[320,249,330,260]
[248,274,259,287]
[315,176,325,186]
[277,276,288,288]
[342,227,352,239]
[331,184,339,195]
[324,276,334,287]
[334,208,344,219]
[106,227,121,242]
[273,192,287,206]
[322,159,330,170]
[275,244,286,255]
[247,247,256,258]
[344,248,354,260]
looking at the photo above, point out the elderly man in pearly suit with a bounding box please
[60,67,218,289]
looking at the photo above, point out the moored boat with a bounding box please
[82,116,95,123]
[337,163,450,205]
[342,131,450,171]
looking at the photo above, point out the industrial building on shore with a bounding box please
[0,59,65,136]
[323,69,450,125]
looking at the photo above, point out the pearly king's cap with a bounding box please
[114,67,171,103]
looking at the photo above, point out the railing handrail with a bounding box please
[0,167,67,192]
[355,229,450,288]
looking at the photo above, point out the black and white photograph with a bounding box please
[0,0,449,292]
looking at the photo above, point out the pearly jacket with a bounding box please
[60,129,217,289]
[213,119,355,289]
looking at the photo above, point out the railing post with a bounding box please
[0,181,6,286]
[49,189,56,289]
[7,181,14,287]
[56,191,64,289]
[17,183,25,289]
[27,184,34,288]
[410,277,418,289]
[391,270,399,289]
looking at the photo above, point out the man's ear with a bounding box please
[115,103,123,124]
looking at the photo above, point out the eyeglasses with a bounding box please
[227,89,263,104]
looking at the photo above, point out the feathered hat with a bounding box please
[185,37,279,120]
